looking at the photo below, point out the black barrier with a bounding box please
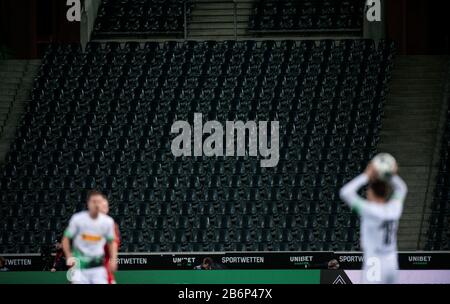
[1,251,450,271]
[115,251,335,270]
[0,255,45,271]
[335,251,450,270]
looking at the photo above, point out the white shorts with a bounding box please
[362,252,399,284]
[70,266,108,284]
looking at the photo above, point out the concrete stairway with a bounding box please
[0,60,40,163]
[377,55,450,250]
[188,0,255,39]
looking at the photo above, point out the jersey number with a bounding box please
[380,220,396,245]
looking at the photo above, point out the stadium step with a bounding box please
[379,55,450,250]
[0,60,41,163]
[0,83,19,90]
[0,96,14,103]
[188,0,256,39]
[391,71,444,79]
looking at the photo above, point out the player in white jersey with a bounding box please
[339,159,407,284]
[62,190,118,284]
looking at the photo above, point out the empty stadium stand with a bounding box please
[250,0,364,33]
[0,39,395,253]
[93,0,192,38]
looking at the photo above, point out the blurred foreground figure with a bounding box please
[62,190,118,284]
[340,154,407,284]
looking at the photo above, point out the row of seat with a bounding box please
[93,0,192,37]
[93,0,364,36]
[4,240,359,253]
[250,0,364,31]
[1,212,357,230]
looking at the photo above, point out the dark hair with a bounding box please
[86,190,107,201]
[0,256,5,265]
[203,257,213,266]
[369,180,390,199]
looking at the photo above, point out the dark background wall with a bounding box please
[0,0,37,59]
[387,0,450,55]
[0,0,80,59]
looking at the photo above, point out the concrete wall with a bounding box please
[81,0,102,50]
[363,0,387,40]
[386,0,450,55]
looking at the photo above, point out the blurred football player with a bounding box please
[62,190,118,284]
[339,154,407,284]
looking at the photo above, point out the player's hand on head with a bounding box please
[392,162,399,176]
[364,162,377,181]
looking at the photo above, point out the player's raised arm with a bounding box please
[339,173,369,211]
[340,162,379,212]
[390,175,408,202]
[339,163,377,209]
